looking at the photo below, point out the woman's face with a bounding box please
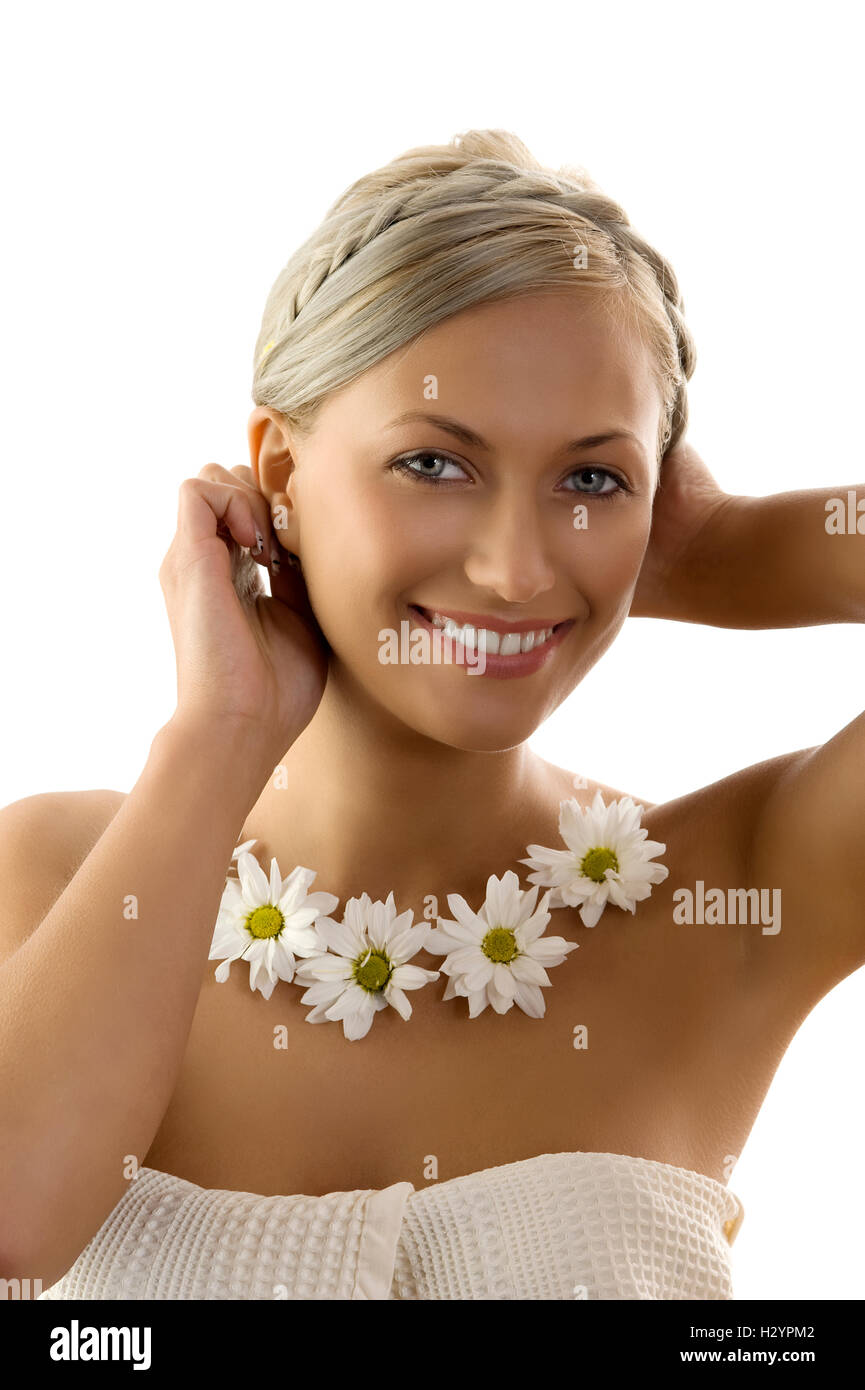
[253,291,663,751]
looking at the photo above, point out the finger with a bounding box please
[197,464,272,562]
[200,461,258,492]
[174,477,262,555]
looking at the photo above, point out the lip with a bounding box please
[411,605,573,635]
[407,604,576,680]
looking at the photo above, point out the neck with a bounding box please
[242,672,564,921]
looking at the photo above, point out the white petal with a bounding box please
[300,890,342,916]
[512,979,546,1018]
[237,852,271,907]
[528,937,580,964]
[278,905,320,933]
[426,919,480,951]
[384,984,412,1021]
[493,962,517,999]
[441,944,486,970]
[462,958,495,991]
[268,857,284,905]
[365,898,394,952]
[340,992,378,1041]
[423,930,466,956]
[444,893,486,939]
[256,973,278,1001]
[389,963,440,990]
[208,923,245,959]
[509,954,551,986]
[315,917,362,958]
[487,985,514,1015]
[303,1003,336,1023]
[299,979,349,1006]
[277,864,319,911]
[295,956,354,984]
[580,898,607,928]
[467,989,489,1019]
[386,921,431,962]
[605,878,637,912]
[325,983,369,1021]
[272,941,298,983]
[483,872,519,928]
[513,895,553,947]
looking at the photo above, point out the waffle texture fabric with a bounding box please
[38,1150,744,1301]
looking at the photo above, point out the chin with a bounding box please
[389,699,551,754]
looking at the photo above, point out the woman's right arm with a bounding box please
[0,717,279,1287]
[0,464,329,1288]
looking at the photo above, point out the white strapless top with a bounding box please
[37,1150,743,1300]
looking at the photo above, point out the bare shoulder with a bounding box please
[543,748,812,853]
[0,788,128,964]
[539,759,660,812]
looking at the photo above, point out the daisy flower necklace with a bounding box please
[209,790,669,1042]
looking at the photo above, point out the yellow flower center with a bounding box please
[354,949,392,993]
[580,847,619,882]
[245,905,284,939]
[482,926,518,963]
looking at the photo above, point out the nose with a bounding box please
[462,492,557,605]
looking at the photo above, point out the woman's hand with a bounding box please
[158,463,329,753]
[629,438,737,621]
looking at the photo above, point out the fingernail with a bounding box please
[254,530,264,555]
[270,548,280,573]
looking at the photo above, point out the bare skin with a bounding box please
[20,291,865,1207]
[145,293,863,1196]
[79,749,817,1197]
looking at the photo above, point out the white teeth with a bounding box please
[424,610,555,656]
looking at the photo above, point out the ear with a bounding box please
[247,406,302,557]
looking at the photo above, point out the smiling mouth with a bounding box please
[409,605,572,656]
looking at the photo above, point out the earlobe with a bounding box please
[270,502,303,572]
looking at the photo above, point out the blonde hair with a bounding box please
[252,129,696,463]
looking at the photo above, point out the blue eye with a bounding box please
[390,452,631,498]
[567,467,629,500]
[390,452,468,484]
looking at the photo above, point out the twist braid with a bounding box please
[254,130,695,457]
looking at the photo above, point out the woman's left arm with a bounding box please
[631,440,865,989]
[630,440,865,628]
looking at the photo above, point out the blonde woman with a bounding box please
[2,130,861,1300]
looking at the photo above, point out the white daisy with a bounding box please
[294,892,440,1041]
[209,842,340,1001]
[520,791,669,928]
[424,869,579,1019]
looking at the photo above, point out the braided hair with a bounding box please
[252,128,696,464]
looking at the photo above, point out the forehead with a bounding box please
[323,291,661,448]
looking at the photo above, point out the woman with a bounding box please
[3,129,862,1300]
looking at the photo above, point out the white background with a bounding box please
[1,1,862,1299]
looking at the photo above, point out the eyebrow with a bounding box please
[384,411,647,458]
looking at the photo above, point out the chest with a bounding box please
[143,889,755,1195]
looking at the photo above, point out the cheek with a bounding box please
[314,483,450,595]
[299,487,418,633]
[563,507,651,598]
